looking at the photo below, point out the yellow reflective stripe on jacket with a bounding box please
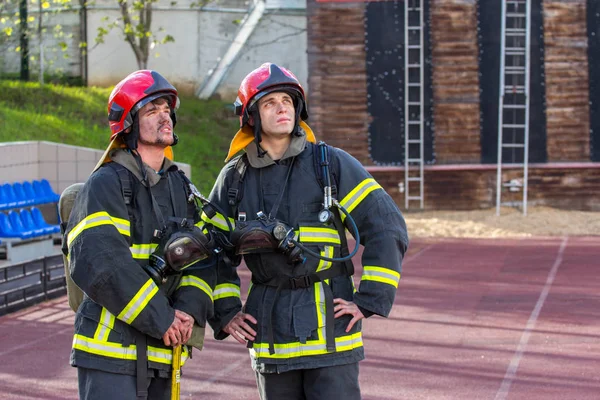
[316,246,333,273]
[130,243,158,259]
[94,307,116,341]
[201,210,235,232]
[249,332,363,359]
[177,276,213,302]
[72,334,189,365]
[67,211,130,248]
[339,178,382,220]
[362,266,401,288]
[299,227,341,245]
[213,283,241,300]
[315,246,334,342]
[117,279,158,324]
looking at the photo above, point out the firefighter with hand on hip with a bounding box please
[63,70,215,399]
[203,63,409,400]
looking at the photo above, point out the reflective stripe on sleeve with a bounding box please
[117,279,159,324]
[213,283,241,301]
[68,211,130,248]
[339,178,382,220]
[177,275,213,302]
[130,243,158,259]
[362,266,400,288]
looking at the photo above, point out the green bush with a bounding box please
[0,80,239,194]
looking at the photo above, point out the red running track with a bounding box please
[0,237,598,399]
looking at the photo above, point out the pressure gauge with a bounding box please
[318,209,333,224]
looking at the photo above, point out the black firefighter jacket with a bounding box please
[203,132,409,373]
[65,149,215,377]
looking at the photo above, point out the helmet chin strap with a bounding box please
[292,100,303,137]
[124,115,140,151]
[250,109,268,158]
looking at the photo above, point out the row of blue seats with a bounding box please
[0,207,60,239]
[0,179,61,211]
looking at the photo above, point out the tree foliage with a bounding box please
[95,0,175,69]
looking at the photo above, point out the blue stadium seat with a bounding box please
[0,213,15,237]
[13,182,35,206]
[0,212,30,239]
[20,208,50,236]
[0,185,7,210]
[31,207,61,234]
[2,183,22,208]
[8,210,34,239]
[22,181,37,204]
[32,180,47,203]
[41,179,60,202]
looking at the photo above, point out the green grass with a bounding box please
[0,80,239,194]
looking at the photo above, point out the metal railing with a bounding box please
[0,255,65,316]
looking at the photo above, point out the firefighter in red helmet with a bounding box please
[204,63,409,399]
[64,70,215,399]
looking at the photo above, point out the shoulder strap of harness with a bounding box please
[227,155,249,219]
[105,162,135,243]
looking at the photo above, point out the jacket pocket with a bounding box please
[292,301,318,344]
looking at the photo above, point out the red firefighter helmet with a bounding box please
[234,63,308,128]
[107,70,180,140]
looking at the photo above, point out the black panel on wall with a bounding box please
[478,0,547,164]
[587,0,600,162]
[365,0,434,165]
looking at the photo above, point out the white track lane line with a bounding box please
[495,237,569,400]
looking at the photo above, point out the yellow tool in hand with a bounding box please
[171,345,182,400]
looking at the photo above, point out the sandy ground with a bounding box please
[403,206,600,238]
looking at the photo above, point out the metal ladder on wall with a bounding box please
[404,0,425,209]
[496,0,531,216]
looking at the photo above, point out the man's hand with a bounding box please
[333,298,365,332]
[162,310,194,346]
[223,311,258,344]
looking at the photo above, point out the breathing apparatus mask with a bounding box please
[230,211,304,265]
[145,217,213,284]
[140,172,233,285]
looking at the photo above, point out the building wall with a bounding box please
[307,2,370,164]
[370,163,600,211]
[544,0,590,161]
[430,0,480,164]
[307,0,599,211]
[0,0,307,98]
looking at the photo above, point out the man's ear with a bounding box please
[248,115,255,127]
[124,127,132,134]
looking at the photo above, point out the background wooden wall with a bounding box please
[307,0,599,211]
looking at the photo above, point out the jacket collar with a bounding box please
[246,130,308,168]
[109,148,177,187]
[225,120,316,163]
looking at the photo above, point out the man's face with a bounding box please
[137,98,174,148]
[256,92,296,139]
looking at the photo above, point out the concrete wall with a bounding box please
[0,1,307,97]
[0,141,190,194]
[86,0,307,96]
